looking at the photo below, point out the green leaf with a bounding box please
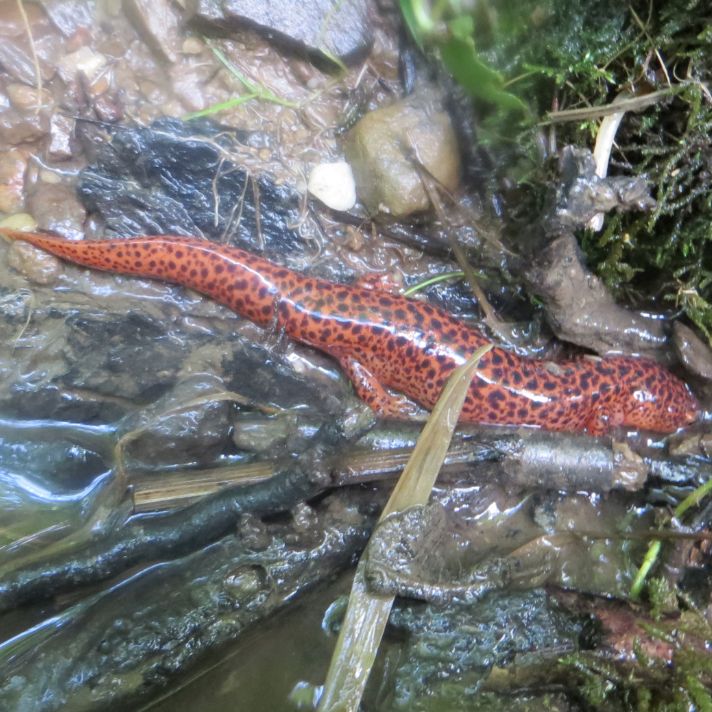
[439,34,529,114]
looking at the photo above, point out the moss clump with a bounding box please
[404,0,712,341]
[508,0,712,340]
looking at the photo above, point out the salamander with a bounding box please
[0,229,699,435]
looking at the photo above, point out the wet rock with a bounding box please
[27,182,86,238]
[525,233,666,356]
[673,322,712,381]
[5,83,52,111]
[0,148,28,213]
[0,38,43,85]
[47,113,75,161]
[42,0,95,37]
[77,118,307,265]
[56,45,107,84]
[188,0,373,64]
[344,92,460,218]
[388,590,582,705]
[181,36,204,55]
[6,241,63,285]
[118,375,235,467]
[554,146,655,228]
[0,490,374,711]
[0,107,49,145]
[123,0,182,63]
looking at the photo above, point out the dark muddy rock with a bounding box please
[188,0,373,64]
[123,0,182,63]
[344,90,461,218]
[365,487,655,604]
[0,490,375,711]
[118,375,235,468]
[516,146,678,357]
[386,590,583,708]
[77,118,306,260]
[673,322,712,381]
[525,233,666,356]
[554,146,655,228]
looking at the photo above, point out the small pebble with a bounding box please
[307,161,356,212]
[182,37,204,55]
[57,46,107,83]
[5,84,52,111]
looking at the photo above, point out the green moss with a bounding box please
[558,603,712,711]
[402,0,712,341]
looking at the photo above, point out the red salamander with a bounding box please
[1,230,699,435]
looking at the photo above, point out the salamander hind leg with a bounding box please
[583,404,625,436]
[337,355,425,420]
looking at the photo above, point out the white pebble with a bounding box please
[307,161,356,212]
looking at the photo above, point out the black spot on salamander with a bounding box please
[487,390,506,407]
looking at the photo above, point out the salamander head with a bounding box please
[617,358,699,433]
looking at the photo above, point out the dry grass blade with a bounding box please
[317,343,493,712]
[16,0,43,114]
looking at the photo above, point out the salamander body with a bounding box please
[1,230,699,435]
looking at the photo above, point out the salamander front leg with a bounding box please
[337,356,425,420]
[353,272,403,295]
